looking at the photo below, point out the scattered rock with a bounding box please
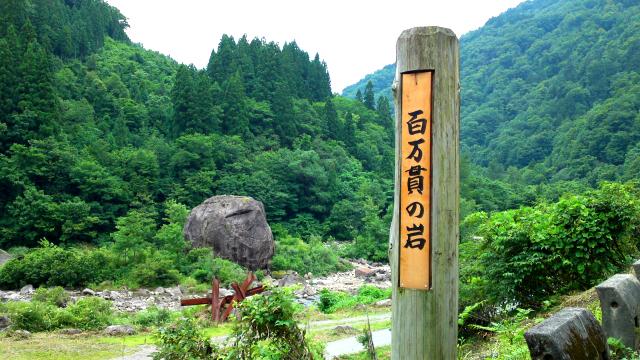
[104,325,136,336]
[278,271,304,287]
[134,289,151,297]
[355,267,376,278]
[184,195,274,270]
[302,284,317,297]
[154,287,165,295]
[82,288,96,296]
[58,328,82,335]
[11,330,31,339]
[304,272,313,280]
[0,249,11,266]
[375,299,392,307]
[333,325,358,335]
[165,287,182,297]
[20,284,34,295]
[0,315,10,330]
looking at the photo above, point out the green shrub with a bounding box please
[153,318,214,360]
[272,235,351,276]
[318,285,391,313]
[0,243,116,289]
[32,286,70,307]
[182,248,247,287]
[479,182,640,306]
[228,287,324,359]
[66,297,113,330]
[134,306,174,328]
[130,255,181,288]
[2,301,61,332]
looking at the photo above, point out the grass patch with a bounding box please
[0,332,139,360]
[335,345,391,360]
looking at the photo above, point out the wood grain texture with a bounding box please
[390,26,460,360]
[399,71,432,290]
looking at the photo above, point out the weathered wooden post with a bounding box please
[390,26,460,359]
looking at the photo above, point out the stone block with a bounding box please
[524,307,609,360]
[596,273,640,349]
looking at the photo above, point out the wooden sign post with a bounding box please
[390,27,460,359]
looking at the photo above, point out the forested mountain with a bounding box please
[344,0,640,202]
[0,0,394,262]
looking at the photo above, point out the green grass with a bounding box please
[0,332,140,360]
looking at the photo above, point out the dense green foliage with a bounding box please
[271,234,351,276]
[0,294,113,332]
[344,0,640,212]
[0,0,393,274]
[154,288,323,360]
[318,285,391,314]
[460,182,640,308]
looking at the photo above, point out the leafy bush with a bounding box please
[32,286,70,307]
[228,287,324,359]
[66,297,113,330]
[2,301,61,332]
[318,285,391,313]
[130,254,181,288]
[479,182,640,306]
[182,248,247,287]
[0,243,116,289]
[272,235,351,276]
[133,306,174,328]
[153,318,213,360]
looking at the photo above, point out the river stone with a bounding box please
[595,273,640,349]
[0,250,11,266]
[524,307,609,360]
[184,195,274,270]
[104,325,135,336]
[20,284,34,295]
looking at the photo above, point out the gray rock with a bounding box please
[11,330,31,339]
[165,286,182,297]
[0,315,10,330]
[278,272,303,287]
[0,249,11,266]
[154,287,165,295]
[375,299,392,307]
[82,288,96,296]
[355,267,375,278]
[20,284,34,295]
[134,289,151,297]
[633,259,640,281]
[59,328,82,335]
[184,195,274,270]
[302,284,317,297]
[333,325,357,335]
[104,325,136,336]
[595,273,640,349]
[524,307,609,360]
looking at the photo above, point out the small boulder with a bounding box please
[375,299,392,307]
[154,287,165,295]
[165,287,182,297]
[82,288,96,296]
[355,267,375,278]
[11,330,32,339]
[59,328,82,335]
[20,284,34,295]
[333,325,358,335]
[278,272,304,287]
[104,325,136,336]
[0,315,10,330]
[134,289,151,297]
[302,284,317,297]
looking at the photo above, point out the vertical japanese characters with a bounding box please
[399,71,432,290]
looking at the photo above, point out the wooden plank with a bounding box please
[212,278,220,323]
[399,70,433,290]
[181,297,211,306]
[391,26,460,359]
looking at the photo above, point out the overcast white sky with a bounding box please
[106,0,526,93]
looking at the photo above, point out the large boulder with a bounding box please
[184,195,274,270]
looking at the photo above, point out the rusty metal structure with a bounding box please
[180,272,265,323]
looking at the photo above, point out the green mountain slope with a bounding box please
[343,0,640,188]
[0,0,394,263]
